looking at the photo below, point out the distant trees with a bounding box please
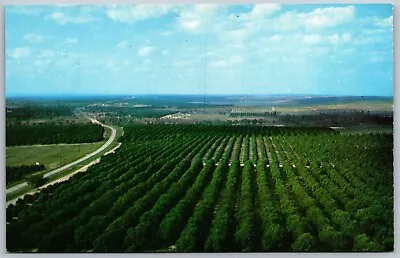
[6,105,73,120]
[278,112,393,127]
[84,106,178,120]
[7,123,104,146]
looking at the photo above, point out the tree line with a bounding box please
[7,123,104,146]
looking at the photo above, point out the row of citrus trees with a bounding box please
[6,125,393,252]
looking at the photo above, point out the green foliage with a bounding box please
[6,105,73,120]
[292,233,316,251]
[235,161,255,251]
[26,174,47,188]
[6,164,45,184]
[204,161,239,252]
[7,123,104,146]
[5,125,393,252]
[353,234,383,251]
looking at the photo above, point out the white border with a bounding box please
[0,1,398,258]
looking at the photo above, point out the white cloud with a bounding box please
[194,4,221,14]
[6,5,42,16]
[46,11,96,25]
[268,34,283,42]
[302,34,322,45]
[209,55,242,68]
[361,28,388,35]
[106,4,178,23]
[248,4,281,18]
[223,29,248,42]
[23,34,43,43]
[353,32,390,46]
[162,50,169,55]
[65,38,79,44]
[302,33,351,46]
[178,8,203,33]
[264,6,355,32]
[342,33,351,42]
[7,47,32,59]
[38,50,55,59]
[304,6,355,29]
[116,40,129,49]
[180,19,201,32]
[328,33,351,45]
[210,5,356,51]
[375,16,393,27]
[176,5,226,33]
[314,47,330,57]
[138,46,154,57]
[328,34,340,45]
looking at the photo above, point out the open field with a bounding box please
[74,95,392,128]
[6,142,104,170]
[6,124,393,252]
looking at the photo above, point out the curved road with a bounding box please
[6,117,116,195]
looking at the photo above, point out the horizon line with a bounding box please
[5,93,394,98]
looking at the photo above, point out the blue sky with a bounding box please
[5,4,393,97]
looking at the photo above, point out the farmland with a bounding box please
[6,124,393,252]
[79,95,393,128]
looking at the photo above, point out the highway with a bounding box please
[6,117,116,195]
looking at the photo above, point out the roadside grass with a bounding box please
[114,125,124,139]
[45,139,121,183]
[6,184,34,202]
[6,142,105,187]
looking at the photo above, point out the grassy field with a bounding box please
[274,100,393,114]
[6,142,104,170]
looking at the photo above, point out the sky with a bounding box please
[5,4,393,97]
